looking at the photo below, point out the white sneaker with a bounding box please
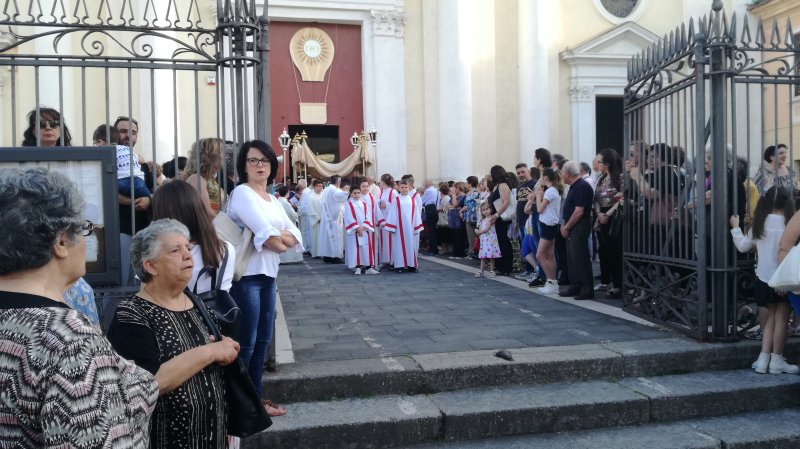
[365,268,380,275]
[354,268,361,275]
[753,352,770,374]
[768,353,799,374]
[537,280,559,295]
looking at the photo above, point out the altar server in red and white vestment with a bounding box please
[384,179,423,272]
[377,174,397,267]
[345,185,378,274]
[401,174,423,255]
[360,179,381,271]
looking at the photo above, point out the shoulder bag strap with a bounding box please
[185,289,222,340]
[216,244,229,291]
[193,265,218,294]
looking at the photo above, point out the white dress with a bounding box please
[378,187,397,264]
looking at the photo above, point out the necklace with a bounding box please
[143,287,188,311]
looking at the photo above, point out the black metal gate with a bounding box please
[0,0,267,285]
[623,3,799,340]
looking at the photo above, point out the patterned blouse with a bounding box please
[108,295,227,449]
[753,165,794,195]
[62,277,99,328]
[0,291,158,448]
[594,173,624,210]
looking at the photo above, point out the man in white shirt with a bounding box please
[580,162,595,191]
[420,180,439,255]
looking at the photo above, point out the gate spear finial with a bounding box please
[712,0,723,12]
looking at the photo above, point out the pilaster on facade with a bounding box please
[371,9,406,38]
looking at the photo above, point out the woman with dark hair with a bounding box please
[226,140,302,417]
[593,148,624,298]
[436,182,452,255]
[731,186,797,374]
[21,107,73,147]
[754,144,794,195]
[151,180,235,295]
[487,165,514,275]
[462,176,481,258]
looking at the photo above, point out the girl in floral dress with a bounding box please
[475,202,502,277]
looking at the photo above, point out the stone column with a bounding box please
[438,0,471,180]
[518,0,554,163]
[369,8,407,178]
[569,84,596,165]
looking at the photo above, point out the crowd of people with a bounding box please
[3,106,800,448]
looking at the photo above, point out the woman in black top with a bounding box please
[108,219,240,449]
[487,165,514,275]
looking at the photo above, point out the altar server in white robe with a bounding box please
[276,184,304,264]
[317,175,349,262]
[384,179,423,272]
[360,179,381,270]
[345,185,379,274]
[296,179,313,255]
[377,174,396,266]
[401,174,423,255]
[308,179,324,258]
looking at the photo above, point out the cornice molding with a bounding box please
[749,0,800,20]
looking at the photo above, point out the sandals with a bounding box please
[263,399,287,417]
[474,272,482,278]
[485,271,496,278]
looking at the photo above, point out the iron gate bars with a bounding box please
[0,0,267,285]
[624,2,800,340]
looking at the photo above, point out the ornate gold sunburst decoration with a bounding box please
[290,27,335,82]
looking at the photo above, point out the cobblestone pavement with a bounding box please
[276,257,675,363]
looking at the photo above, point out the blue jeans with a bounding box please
[230,274,276,398]
[118,176,151,199]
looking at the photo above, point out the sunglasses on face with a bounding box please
[38,120,60,129]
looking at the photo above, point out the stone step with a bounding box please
[243,369,800,449]
[403,407,800,449]
[263,337,799,403]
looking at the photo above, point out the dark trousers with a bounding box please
[424,204,439,254]
[555,231,570,285]
[597,222,622,289]
[566,218,593,295]
[495,219,514,274]
[451,224,467,257]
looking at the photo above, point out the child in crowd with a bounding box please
[93,124,151,199]
[730,186,798,374]
[534,168,563,295]
[345,185,378,275]
[475,202,501,278]
[385,179,422,273]
[360,179,381,272]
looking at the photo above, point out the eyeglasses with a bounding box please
[39,120,61,129]
[80,220,94,237]
[246,158,270,167]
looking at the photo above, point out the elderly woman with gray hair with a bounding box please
[107,218,240,449]
[0,167,158,447]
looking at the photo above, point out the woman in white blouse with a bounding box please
[227,140,302,417]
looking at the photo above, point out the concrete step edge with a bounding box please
[244,369,800,449]
[263,337,799,403]
[401,407,800,449]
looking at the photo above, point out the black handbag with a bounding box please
[610,205,624,241]
[192,246,241,338]
[186,290,272,438]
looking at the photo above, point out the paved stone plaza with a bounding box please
[276,256,673,363]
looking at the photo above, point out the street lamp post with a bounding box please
[367,125,378,176]
[278,128,291,183]
[351,132,362,176]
